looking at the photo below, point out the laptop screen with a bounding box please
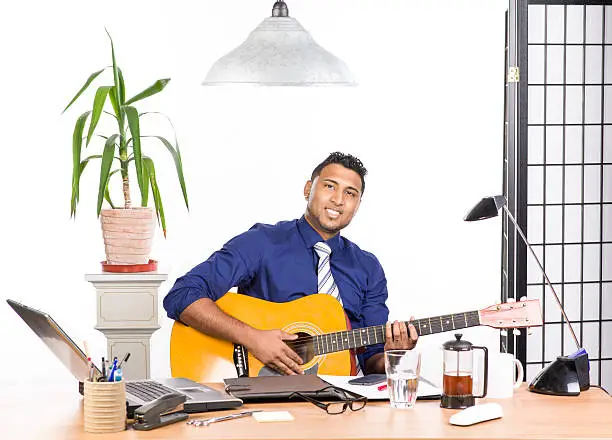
[7,299,95,381]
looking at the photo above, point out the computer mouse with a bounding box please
[448,403,503,426]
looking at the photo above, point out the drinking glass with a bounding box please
[384,350,421,409]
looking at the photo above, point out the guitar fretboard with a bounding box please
[311,311,481,356]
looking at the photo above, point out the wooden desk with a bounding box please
[1,380,610,440]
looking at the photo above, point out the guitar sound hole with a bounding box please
[286,332,315,365]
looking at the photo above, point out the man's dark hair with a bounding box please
[311,152,368,194]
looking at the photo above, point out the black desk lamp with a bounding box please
[464,195,590,396]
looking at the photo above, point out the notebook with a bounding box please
[6,299,243,416]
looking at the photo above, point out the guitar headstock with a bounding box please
[479,299,543,329]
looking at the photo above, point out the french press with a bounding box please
[441,333,488,409]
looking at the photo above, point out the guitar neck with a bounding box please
[313,310,481,356]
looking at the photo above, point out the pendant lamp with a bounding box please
[202,0,356,86]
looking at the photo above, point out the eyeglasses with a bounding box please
[289,386,367,415]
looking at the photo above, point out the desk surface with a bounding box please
[1,380,610,440]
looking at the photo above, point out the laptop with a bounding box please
[6,299,243,416]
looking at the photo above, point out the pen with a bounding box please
[378,384,388,391]
[100,357,106,381]
[118,352,131,369]
[87,357,94,382]
[187,410,263,427]
[108,358,118,382]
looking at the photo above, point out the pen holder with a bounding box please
[83,380,127,433]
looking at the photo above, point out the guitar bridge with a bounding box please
[233,344,249,377]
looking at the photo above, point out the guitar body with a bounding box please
[170,293,353,383]
[170,292,542,383]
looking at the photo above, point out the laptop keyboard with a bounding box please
[126,380,181,402]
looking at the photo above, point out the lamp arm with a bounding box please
[503,206,580,350]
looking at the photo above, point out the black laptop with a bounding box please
[7,299,243,416]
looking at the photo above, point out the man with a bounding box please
[163,152,418,376]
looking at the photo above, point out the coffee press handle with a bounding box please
[472,345,488,398]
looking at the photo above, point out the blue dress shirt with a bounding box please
[163,216,389,367]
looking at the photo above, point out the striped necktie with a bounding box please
[313,241,363,375]
[314,242,341,302]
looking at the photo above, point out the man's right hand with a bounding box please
[245,329,304,375]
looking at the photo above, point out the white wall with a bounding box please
[0,0,507,385]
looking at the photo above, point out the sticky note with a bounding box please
[252,411,294,423]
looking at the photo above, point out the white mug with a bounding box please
[486,352,524,398]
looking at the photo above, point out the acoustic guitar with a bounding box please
[170,293,542,382]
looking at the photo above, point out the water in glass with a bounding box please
[387,373,418,409]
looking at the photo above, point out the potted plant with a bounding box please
[64,32,188,269]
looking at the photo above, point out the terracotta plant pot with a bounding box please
[100,208,155,265]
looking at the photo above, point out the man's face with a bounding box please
[304,163,362,240]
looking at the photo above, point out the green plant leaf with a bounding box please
[104,169,121,209]
[86,85,112,146]
[108,77,126,127]
[80,134,109,143]
[107,90,121,121]
[71,111,91,217]
[105,29,123,107]
[79,154,103,178]
[96,134,119,216]
[125,78,170,106]
[141,158,150,207]
[62,68,105,114]
[104,187,116,209]
[118,68,126,105]
[139,113,188,210]
[72,154,103,217]
[143,135,189,210]
[124,105,145,200]
[143,157,166,237]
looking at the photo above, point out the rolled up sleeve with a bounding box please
[163,230,262,321]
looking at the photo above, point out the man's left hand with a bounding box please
[384,318,418,351]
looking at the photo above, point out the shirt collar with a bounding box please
[297,216,343,252]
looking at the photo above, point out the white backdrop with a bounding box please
[0,0,507,385]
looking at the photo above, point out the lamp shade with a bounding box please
[463,196,507,222]
[203,7,356,86]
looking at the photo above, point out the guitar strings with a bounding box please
[284,313,481,342]
[282,312,481,351]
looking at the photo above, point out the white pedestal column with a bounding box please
[85,272,167,380]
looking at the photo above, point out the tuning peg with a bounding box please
[513,329,521,336]
[519,296,527,301]
[506,297,516,303]
[527,328,533,336]
[500,330,508,337]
